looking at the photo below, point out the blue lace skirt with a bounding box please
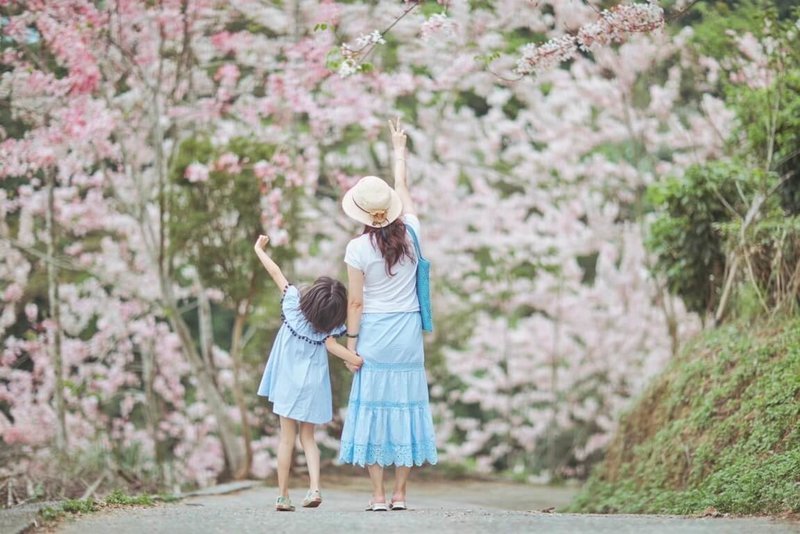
[338,312,438,467]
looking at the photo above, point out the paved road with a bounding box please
[55,478,799,534]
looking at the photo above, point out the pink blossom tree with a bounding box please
[0,0,731,496]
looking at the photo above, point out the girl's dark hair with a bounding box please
[299,276,348,333]
[363,219,414,276]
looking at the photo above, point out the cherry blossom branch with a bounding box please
[666,0,703,22]
[3,237,104,278]
[335,1,421,76]
[515,1,665,75]
[329,0,669,78]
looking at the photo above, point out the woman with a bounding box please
[338,118,438,511]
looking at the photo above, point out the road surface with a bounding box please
[54,477,799,534]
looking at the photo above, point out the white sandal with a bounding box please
[366,500,388,512]
[275,496,295,512]
[303,489,322,508]
[390,500,407,511]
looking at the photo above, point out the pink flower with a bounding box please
[214,64,240,87]
[211,31,234,53]
[253,160,275,181]
[24,303,38,322]
[420,13,455,42]
[3,283,23,303]
[185,163,210,183]
[205,288,225,303]
[215,152,242,174]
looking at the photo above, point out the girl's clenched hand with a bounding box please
[254,234,269,251]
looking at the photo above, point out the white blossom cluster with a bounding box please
[420,13,455,41]
[337,57,359,77]
[515,0,665,75]
[354,29,386,49]
[577,0,665,50]
[336,30,386,78]
[515,35,578,75]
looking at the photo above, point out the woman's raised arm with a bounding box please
[389,117,416,216]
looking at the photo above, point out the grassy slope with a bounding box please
[570,317,800,515]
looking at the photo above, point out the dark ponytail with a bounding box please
[363,219,414,276]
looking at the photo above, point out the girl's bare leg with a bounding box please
[277,417,298,498]
[299,423,321,492]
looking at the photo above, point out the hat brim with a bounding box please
[342,186,403,228]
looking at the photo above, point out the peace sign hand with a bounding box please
[388,116,407,154]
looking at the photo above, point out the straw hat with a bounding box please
[342,176,403,228]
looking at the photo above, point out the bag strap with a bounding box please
[405,223,424,261]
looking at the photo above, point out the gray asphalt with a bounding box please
[53,479,799,534]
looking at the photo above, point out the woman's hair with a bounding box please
[300,276,348,333]
[363,219,414,276]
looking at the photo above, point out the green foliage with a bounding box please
[420,2,445,17]
[727,53,800,218]
[169,136,297,305]
[105,489,155,506]
[502,27,544,53]
[689,1,775,58]
[569,316,800,514]
[646,162,755,314]
[648,13,800,318]
[38,490,170,525]
[689,0,800,56]
[690,2,800,217]
[61,498,97,514]
[39,506,63,522]
[474,51,501,68]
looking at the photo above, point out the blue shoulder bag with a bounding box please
[405,224,434,333]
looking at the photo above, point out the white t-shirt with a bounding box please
[345,214,421,314]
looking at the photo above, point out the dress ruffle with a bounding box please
[339,439,438,467]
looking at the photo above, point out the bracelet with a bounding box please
[346,332,359,338]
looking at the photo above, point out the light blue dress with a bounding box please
[257,285,345,425]
[338,218,438,467]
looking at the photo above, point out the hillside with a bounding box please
[570,318,800,515]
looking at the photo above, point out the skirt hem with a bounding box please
[338,440,438,468]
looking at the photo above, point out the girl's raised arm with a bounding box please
[253,235,289,292]
[389,117,416,216]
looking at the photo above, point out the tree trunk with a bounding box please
[148,37,246,478]
[142,337,167,485]
[229,301,254,479]
[161,280,247,478]
[45,170,68,452]
[197,282,217,382]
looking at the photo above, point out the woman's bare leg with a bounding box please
[277,417,298,498]
[298,423,321,492]
[392,466,411,502]
[367,464,386,503]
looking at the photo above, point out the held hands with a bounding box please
[345,355,364,374]
[388,116,407,155]
[254,234,269,252]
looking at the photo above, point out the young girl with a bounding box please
[254,234,363,512]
